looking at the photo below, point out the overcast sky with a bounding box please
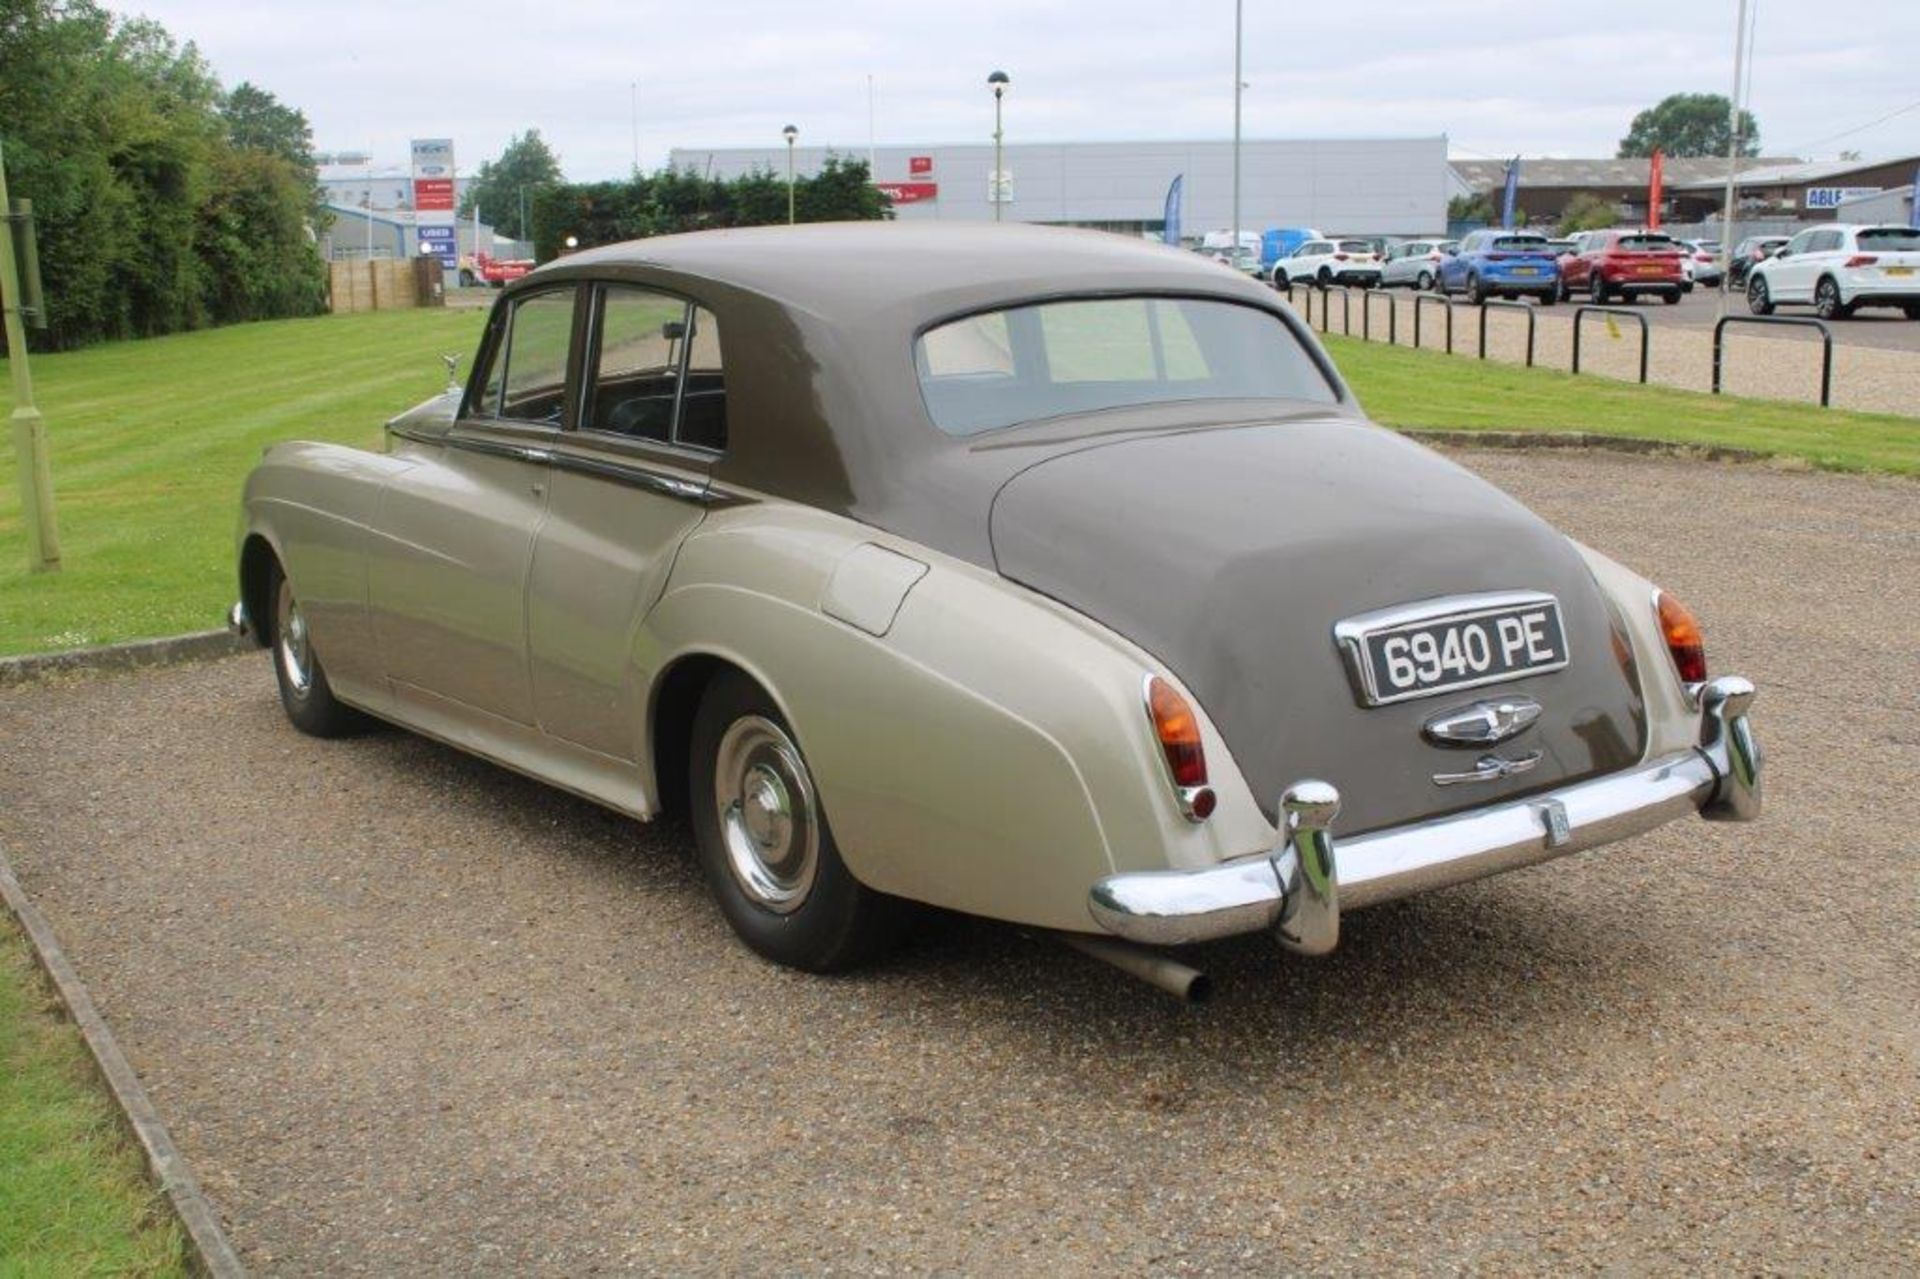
[118,0,1919,178]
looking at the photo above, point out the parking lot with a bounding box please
[2,449,1915,1273]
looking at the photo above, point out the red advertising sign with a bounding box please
[875,181,938,204]
[413,177,455,212]
[908,155,934,177]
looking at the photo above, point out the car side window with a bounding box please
[1812,230,1843,253]
[677,306,727,452]
[495,289,576,425]
[588,285,688,442]
[1783,230,1815,256]
[584,285,728,452]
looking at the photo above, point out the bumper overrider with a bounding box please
[1090,675,1761,953]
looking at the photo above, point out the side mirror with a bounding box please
[662,320,687,340]
[1772,248,1790,259]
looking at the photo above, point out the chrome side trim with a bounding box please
[545,449,718,504]
[1431,748,1542,787]
[226,600,250,638]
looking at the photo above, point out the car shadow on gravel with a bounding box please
[337,715,1673,1087]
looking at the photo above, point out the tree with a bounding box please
[1557,193,1618,235]
[460,130,563,241]
[1618,93,1759,159]
[1448,192,1495,226]
[222,81,325,230]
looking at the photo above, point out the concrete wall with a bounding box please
[669,137,1451,237]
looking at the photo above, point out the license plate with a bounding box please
[1512,267,1539,276]
[1334,592,1570,707]
[1887,266,1914,277]
[1638,265,1662,274]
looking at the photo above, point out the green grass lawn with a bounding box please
[0,918,189,1275]
[1324,334,1920,475]
[1,305,1913,656]
[1,307,486,655]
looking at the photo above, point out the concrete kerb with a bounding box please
[0,851,248,1277]
[1403,428,1780,467]
[0,629,249,689]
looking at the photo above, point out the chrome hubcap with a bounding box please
[275,579,313,698]
[714,715,819,913]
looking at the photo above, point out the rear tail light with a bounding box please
[1145,676,1214,821]
[1428,252,1443,262]
[1333,253,1349,261]
[1654,590,1708,687]
[1844,254,1879,268]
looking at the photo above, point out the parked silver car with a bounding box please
[1380,239,1458,290]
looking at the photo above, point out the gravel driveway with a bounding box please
[2,449,1915,1274]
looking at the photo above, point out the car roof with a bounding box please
[511,222,1335,568]
[545,222,1261,319]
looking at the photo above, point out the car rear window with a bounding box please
[1857,228,1920,251]
[1492,236,1550,251]
[915,297,1338,436]
[1337,240,1374,253]
[1617,235,1679,252]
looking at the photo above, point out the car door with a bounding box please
[1771,229,1820,300]
[366,284,579,724]
[525,281,726,762]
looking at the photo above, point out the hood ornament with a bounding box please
[1424,696,1543,749]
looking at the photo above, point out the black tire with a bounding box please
[1590,275,1610,304]
[1813,277,1850,320]
[1554,275,1570,303]
[1316,267,1332,289]
[1537,289,1557,307]
[267,564,365,738]
[1903,304,1920,321]
[1416,270,1433,291]
[1661,290,1681,305]
[1271,270,1289,291]
[1747,275,1775,316]
[688,671,908,972]
[1464,273,1486,305]
[458,269,476,287]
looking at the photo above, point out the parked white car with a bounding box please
[1674,239,1724,289]
[1379,240,1458,290]
[1271,239,1383,289]
[1748,224,1920,320]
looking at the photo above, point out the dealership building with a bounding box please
[669,136,1452,239]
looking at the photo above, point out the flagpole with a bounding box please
[1231,0,1242,263]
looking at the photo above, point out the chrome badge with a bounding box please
[1422,696,1543,748]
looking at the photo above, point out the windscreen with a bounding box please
[1858,228,1920,251]
[915,297,1338,437]
[1617,235,1679,252]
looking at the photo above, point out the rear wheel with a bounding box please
[688,671,907,971]
[1537,289,1557,307]
[1813,277,1850,320]
[1661,290,1681,305]
[1903,304,1920,320]
[457,268,476,287]
[1747,275,1775,316]
[269,567,364,738]
[1416,270,1433,291]
[1272,270,1290,291]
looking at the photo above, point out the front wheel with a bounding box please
[1271,271,1290,291]
[688,672,908,971]
[1747,276,1775,316]
[1661,290,1681,305]
[269,567,365,737]
[1316,267,1332,289]
[457,269,476,287]
[1416,270,1433,291]
[1590,275,1610,304]
[1464,273,1486,305]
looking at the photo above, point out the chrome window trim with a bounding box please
[544,448,717,504]
[1332,589,1571,708]
[577,282,728,456]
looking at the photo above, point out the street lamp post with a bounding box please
[988,70,1009,221]
[783,124,799,224]
[1232,0,1243,266]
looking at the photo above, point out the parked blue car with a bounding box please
[1436,229,1561,305]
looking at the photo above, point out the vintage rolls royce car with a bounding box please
[230,224,1760,997]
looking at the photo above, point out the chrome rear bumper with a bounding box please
[1089,675,1761,951]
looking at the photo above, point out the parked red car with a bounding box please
[1555,230,1686,304]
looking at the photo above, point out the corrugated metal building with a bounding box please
[668,137,1451,237]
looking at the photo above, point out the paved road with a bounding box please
[2,450,1915,1274]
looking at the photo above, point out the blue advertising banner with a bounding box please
[1501,158,1520,229]
[417,223,457,270]
[1162,175,1183,246]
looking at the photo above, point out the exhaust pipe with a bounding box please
[1054,932,1212,1003]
